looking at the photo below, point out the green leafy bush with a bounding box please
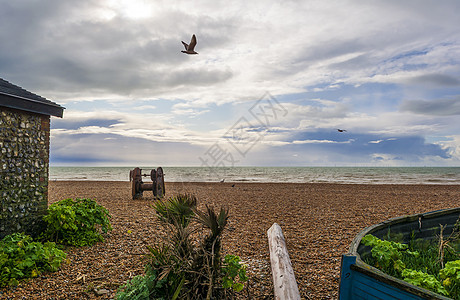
[362,234,459,298]
[439,260,460,289]
[42,198,112,246]
[0,233,66,287]
[115,273,157,300]
[401,269,448,296]
[116,267,183,300]
[222,254,248,292]
[361,234,417,273]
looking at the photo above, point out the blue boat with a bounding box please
[339,207,460,300]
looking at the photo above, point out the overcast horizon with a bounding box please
[1,0,460,167]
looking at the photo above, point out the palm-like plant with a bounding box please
[192,205,229,299]
[153,194,197,228]
[145,244,182,299]
[195,205,228,240]
[131,194,234,299]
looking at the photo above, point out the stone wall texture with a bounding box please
[0,106,50,239]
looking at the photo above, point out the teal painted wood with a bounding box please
[352,273,419,299]
[339,255,422,299]
[338,255,355,299]
[338,207,460,300]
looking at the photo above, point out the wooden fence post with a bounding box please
[267,223,301,300]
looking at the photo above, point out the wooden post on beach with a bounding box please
[267,223,301,300]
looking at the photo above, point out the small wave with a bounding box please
[49,167,460,184]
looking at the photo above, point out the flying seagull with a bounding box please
[337,129,347,132]
[181,34,198,55]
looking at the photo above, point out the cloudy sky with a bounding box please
[1,0,460,166]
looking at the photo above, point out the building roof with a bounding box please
[0,78,64,117]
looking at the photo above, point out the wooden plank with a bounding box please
[267,223,301,300]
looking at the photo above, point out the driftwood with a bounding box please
[267,223,301,300]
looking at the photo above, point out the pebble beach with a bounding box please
[1,181,459,299]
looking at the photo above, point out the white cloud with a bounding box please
[369,140,383,144]
[437,135,460,162]
[2,0,458,105]
[2,0,460,166]
[293,139,352,144]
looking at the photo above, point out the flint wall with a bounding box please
[0,106,50,239]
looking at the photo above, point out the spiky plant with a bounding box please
[146,194,198,299]
[127,195,234,300]
[153,194,197,228]
[145,243,185,300]
[192,205,229,299]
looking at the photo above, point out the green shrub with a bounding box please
[0,233,66,287]
[439,260,460,290]
[361,234,418,276]
[116,267,182,300]
[402,269,448,296]
[42,198,112,246]
[222,254,248,292]
[115,274,155,300]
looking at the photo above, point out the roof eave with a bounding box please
[0,93,64,118]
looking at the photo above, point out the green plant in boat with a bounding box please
[439,260,460,290]
[362,233,460,298]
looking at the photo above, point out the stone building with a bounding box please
[0,78,64,239]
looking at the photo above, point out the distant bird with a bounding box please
[337,129,347,132]
[220,179,225,183]
[181,34,198,55]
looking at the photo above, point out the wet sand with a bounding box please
[1,181,459,299]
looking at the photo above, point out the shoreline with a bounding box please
[49,166,460,185]
[2,181,459,299]
[49,180,460,185]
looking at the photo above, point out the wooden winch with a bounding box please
[129,167,165,199]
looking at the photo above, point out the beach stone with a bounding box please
[94,289,110,295]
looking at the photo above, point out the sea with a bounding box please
[49,167,460,185]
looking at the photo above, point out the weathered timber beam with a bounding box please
[267,223,301,300]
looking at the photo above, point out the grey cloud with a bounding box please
[52,118,122,130]
[407,74,460,86]
[288,38,367,72]
[5,36,233,97]
[289,131,451,161]
[303,39,366,63]
[329,53,375,71]
[383,0,460,25]
[0,0,235,98]
[50,133,206,165]
[163,67,233,87]
[400,98,460,116]
[365,137,450,159]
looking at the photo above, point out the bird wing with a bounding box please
[188,34,197,51]
[181,41,189,50]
